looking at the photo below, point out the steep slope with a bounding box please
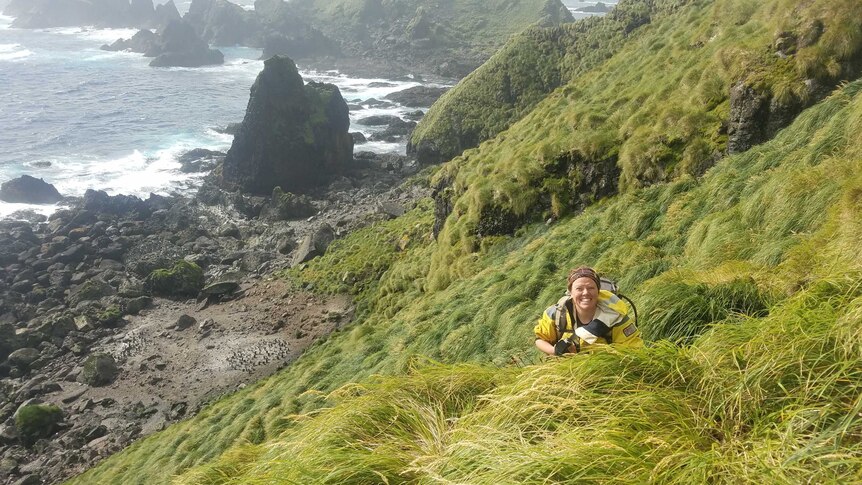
[410,0,691,165]
[64,0,862,483]
[70,71,862,485]
[426,0,862,290]
[285,0,574,77]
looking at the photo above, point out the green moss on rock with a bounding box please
[80,353,119,387]
[145,260,205,297]
[15,404,63,446]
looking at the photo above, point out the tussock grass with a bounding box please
[173,283,862,484]
[64,4,862,484]
[71,77,862,485]
[426,0,862,290]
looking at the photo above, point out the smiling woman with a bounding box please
[534,266,642,356]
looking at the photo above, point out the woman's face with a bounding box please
[570,277,599,314]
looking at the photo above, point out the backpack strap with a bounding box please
[555,295,580,353]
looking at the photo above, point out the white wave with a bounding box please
[355,140,408,155]
[0,43,32,61]
[0,14,13,28]
[42,26,141,44]
[0,201,65,220]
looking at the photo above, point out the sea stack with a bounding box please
[220,55,353,194]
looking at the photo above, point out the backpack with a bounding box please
[554,276,639,346]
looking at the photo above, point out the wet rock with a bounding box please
[357,114,403,126]
[351,132,367,145]
[384,86,449,107]
[0,175,62,204]
[177,148,225,174]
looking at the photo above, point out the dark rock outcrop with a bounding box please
[260,30,340,60]
[220,55,353,194]
[727,82,801,154]
[185,0,260,47]
[177,148,225,173]
[154,0,182,30]
[101,29,158,54]
[0,175,62,204]
[147,20,224,68]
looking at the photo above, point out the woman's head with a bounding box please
[567,267,600,314]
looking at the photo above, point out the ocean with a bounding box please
[0,5,435,219]
[0,0,608,220]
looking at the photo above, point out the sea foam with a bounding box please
[0,43,32,61]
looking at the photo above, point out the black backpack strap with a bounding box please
[555,295,580,353]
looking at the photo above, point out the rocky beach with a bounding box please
[0,47,440,485]
[0,1,578,483]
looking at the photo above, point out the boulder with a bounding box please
[14,403,63,446]
[7,348,40,371]
[82,189,152,218]
[220,55,353,194]
[384,86,449,107]
[79,353,118,386]
[292,223,336,265]
[144,260,205,297]
[173,314,196,331]
[262,186,316,221]
[68,278,115,307]
[177,148,225,173]
[0,175,62,204]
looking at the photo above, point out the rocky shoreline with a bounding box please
[0,150,429,485]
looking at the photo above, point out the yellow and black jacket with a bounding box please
[534,290,642,353]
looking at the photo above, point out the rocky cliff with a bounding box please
[220,55,353,194]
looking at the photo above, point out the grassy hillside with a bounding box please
[410,0,692,165]
[286,0,573,76]
[69,70,862,483]
[426,0,862,290]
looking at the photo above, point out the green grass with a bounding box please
[68,73,862,484]
[423,0,862,290]
[64,1,862,483]
[410,0,691,165]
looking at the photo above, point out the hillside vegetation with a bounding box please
[426,0,862,291]
[67,0,862,483]
[410,0,692,165]
[286,0,573,76]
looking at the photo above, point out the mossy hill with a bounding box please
[67,0,862,483]
[282,0,574,77]
[409,0,692,165]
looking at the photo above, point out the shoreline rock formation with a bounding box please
[220,55,352,194]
